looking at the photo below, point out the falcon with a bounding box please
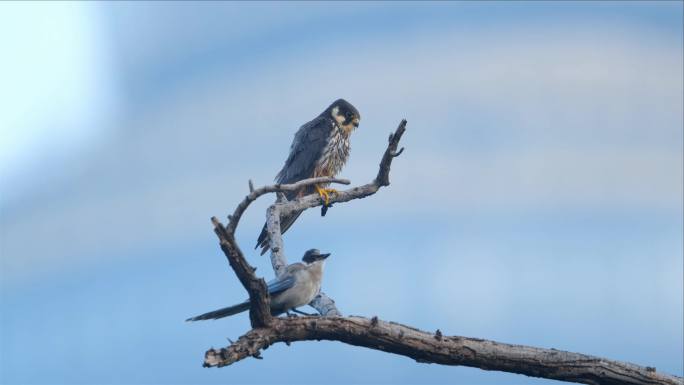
[255,99,361,255]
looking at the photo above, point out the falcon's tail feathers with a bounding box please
[256,210,304,255]
[255,223,269,251]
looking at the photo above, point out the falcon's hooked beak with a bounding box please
[352,117,360,128]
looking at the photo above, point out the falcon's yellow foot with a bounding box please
[315,186,338,205]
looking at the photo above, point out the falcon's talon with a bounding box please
[315,185,335,205]
[315,187,325,202]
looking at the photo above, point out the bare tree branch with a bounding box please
[203,316,682,385]
[225,176,350,235]
[307,292,341,317]
[265,204,287,277]
[210,217,272,328]
[377,119,407,186]
[201,118,682,385]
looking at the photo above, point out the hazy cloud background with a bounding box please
[1,2,682,384]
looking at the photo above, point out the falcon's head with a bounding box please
[328,99,360,134]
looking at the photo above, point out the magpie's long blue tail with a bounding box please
[186,301,250,322]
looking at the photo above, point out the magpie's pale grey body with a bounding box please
[186,249,330,321]
[255,99,361,255]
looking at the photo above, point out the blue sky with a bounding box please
[1,2,682,384]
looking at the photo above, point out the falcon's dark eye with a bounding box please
[345,111,353,119]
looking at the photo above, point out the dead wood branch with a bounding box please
[203,316,682,385]
[202,118,681,385]
[210,216,272,328]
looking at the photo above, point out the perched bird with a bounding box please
[186,249,330,321]
[256,99,361,255]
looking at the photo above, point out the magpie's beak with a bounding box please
[318,253,331,260]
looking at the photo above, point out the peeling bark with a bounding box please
[204,317,682,385]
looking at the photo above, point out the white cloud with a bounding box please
[0,2,120,205]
